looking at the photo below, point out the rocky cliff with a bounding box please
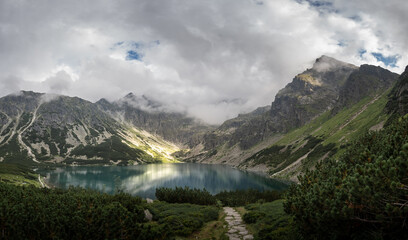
[0,91,181,165]
[0,56,401,174]
[189,56,399,170]
[199,56,360,153]
[334,64,398,113]
[96,93,214,148]
[386,66,408,115]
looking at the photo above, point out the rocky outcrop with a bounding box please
[192,56,398,167]
[0,57,400,171]
[0,91,180,165]
[96,93,214,148]
[199,56,358,152]
[334,64,398,113]
[202,106,270,150]
[386,66,408,115]
[269,56,358,132]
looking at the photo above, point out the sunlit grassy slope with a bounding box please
[0,163,41,187]
[242,91,390,180]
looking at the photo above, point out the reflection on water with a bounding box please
[39,163,288,199]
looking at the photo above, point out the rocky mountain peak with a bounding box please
[95,98,110,105]
[199,57,397,155]
[124,92,135,98]
[277,56,358,98]
[121,93,162,111]
[0,91,44,115]
[312,55,357,72]
[6,90,43,99]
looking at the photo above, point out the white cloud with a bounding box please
[43,71,73,94]
[0,0,407,124]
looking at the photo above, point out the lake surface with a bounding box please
[39,163,288,199]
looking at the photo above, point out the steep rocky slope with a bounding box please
[238,64,400,180]
[0,56,400,175]
[198,56,358,153]
[386,66,408,115]
[188,56,399,174]
[333,64,398,113]
[96,93,214,148]
[242,90,391,181]
[0,91,180,165]
[269,55,358,132]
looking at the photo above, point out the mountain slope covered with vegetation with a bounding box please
[284,65,408,239]
[188,57,398,179]
[0,91,181,166]
[241,88,391,180]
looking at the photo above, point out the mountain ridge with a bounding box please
[184,56,399,177]
[0,91,182,165]
[0,56,401,181]
[96,93,215,148]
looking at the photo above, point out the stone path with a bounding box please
[223,207,254,240]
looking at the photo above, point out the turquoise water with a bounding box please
[39,163,288,199]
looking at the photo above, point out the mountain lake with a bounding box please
[37,163,289,199]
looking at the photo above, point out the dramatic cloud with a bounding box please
[0,0,407,124]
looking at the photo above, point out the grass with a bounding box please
[275,92,389,147]
[183,210,228,240]
[0,174,41,187]
[243,199,296,240]
[0,163,41,187]
[145,202,220,237]
[246,91,390,177]
[122,127,181,163]
[319,94,388,145]
[69,136,160,164]
[242,136,323,175]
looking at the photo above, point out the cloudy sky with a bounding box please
[1,0,407,124]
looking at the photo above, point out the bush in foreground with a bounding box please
[0,183,220,240]
[285,116,408,239]
[243,200,297,240]
[155,186,217,205]
[215,189,282,206]
[0,183,144,239]
[146,202,219,237]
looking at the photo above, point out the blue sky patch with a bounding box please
[305,0,333,7]
[371,52,399,67]
[126,50,143,61]
[358,49,367,57]
[112,40,160,61]
[297,0,338,14]
[337,40,347,47]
